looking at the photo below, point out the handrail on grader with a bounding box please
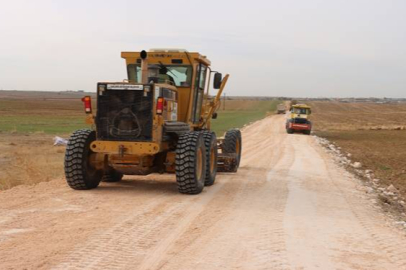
[202,74,229,127]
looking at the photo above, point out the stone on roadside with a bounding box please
[352,162,362,168]
[387,184,398,193]
[366,187,374,194]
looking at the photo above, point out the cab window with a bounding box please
[164,66,193,87]
[127,64,141,83]
[293,108,308,114]
[127,64,192,87]
[198,65,207,89]
[192,64,207,123]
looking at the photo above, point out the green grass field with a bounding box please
[0,97,279,135]
[211,100,279,136]
[0,99,89,134]
[0,115,88,134]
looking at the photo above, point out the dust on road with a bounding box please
[1,115,406,269]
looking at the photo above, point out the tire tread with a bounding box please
[64,129,101,190]
[175,132,206,194]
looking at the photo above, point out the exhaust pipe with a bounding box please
[140,50,148,84]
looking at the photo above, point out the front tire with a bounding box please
[175,132,207,194]
[304,130,311,135]
[202,131,218,186]
[64,129,103,190]
[286,119,294,134]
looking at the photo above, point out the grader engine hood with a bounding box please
[95,83,154,142]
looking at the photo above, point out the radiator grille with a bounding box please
[96,90,153,141]
[293,118,309,124]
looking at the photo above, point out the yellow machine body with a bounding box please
[85,49,229,174]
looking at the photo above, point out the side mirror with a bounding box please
[213,73,222,89]
[212,112,218,119]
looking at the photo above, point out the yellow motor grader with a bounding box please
[64,49,242,194]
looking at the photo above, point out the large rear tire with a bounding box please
[64,129,103,190]
[223,129,242,172]
[202,131,218,186]
[175,132,207,194]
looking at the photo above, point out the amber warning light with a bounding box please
[156,97,164,114]
[82,96,92,114]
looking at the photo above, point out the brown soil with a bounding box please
[311,101,406,199]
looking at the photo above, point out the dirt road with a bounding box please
[1,115,406,269]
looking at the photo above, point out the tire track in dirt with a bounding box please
[241,142,293,270]
[316,143,406,269]
[283,134,406,269]
[53,181,226,270]
[145,116,292,270]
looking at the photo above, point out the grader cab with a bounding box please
[64,49,242,194]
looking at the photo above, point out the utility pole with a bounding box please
[223,92,226,110]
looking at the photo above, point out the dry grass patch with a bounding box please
[311,101,406,131]
[0,134,65,190]
[317,130,406,195]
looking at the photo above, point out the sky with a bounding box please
[0,0,405,98]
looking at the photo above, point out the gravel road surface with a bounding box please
[1,115,406,269]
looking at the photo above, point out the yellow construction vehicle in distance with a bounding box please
[286,104,312,135]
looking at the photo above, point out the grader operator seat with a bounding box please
[158,66,175,84]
